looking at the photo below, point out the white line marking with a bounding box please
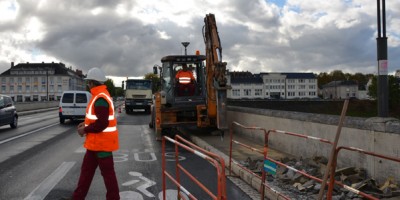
[0,123,59,145]
[24,161,75,200]
[74,146,86,153]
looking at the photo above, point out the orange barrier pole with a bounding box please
[327,146,400,200]
[230,122,290,200]
[175,135,227,200]
[162,137,167,200]
[162,136,225,200]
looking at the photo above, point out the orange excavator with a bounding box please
[150,13,230,140]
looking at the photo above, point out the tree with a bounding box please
[114,87,124,97]
[368,75,400,108]
[144,73,161,93]
[104,79,116,97]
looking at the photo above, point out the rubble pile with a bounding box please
[241,156,400,199]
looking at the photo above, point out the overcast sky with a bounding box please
[0,0,399,86]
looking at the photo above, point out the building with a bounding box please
[321,80,358,99]
[0,62,85,102]
[227,71,318,99]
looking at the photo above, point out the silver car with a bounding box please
[0,94,18,128]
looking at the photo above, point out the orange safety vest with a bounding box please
[176,70,194,84]
[84,85,119,151]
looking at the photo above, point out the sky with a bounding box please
[0,0,399,87]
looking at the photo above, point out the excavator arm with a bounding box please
[203,13,229,129]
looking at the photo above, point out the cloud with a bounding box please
[0,0,399,81]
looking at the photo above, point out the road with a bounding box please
[0,108,252,200]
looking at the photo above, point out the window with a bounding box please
[18,85,22,93]
[255,89,262,96]
[298,85,306,89]
[41,85,46,92]
[298,92,306,96]
[26,85,30,92]
[309,92,316,96]
[244,89,251,96]
[288,92,295,96]
[287,79,295,83]
[288,85,295,90]
[26,77,31,85]
[309,85,316,89]
[232,89,240,96]
[10,85,14,92]
[62,93,74,103]
[76,93,88,103]
[1,86,5,93]
[309,79,316,83]
[299,79,305,83]
[18,77,22,84]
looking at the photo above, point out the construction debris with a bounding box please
[241,156,400,199]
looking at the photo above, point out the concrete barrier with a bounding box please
[227,106,400,182]
[15,101,59,112]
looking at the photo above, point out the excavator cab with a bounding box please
[160,55,206,106]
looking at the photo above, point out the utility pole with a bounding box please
[377,0,388,117]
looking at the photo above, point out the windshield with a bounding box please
[126,80,151,90]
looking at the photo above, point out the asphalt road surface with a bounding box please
[0,108,252,200]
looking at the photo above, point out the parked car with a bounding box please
[0,94,18,128]
[59,91,91,124]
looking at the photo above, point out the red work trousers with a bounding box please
[73,150,120,200]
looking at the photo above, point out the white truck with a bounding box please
[124,79,152,113]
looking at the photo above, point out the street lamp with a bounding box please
[377,0,388,117]
[181,42,190,55]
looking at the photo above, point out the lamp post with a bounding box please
[377,0,388,117]
[181,42,190,55]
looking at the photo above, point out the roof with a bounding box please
[1,62,84,77]
[322,80,358,88]
[161,55,206,62]
[260,72,316,79]
[230,74,263,84]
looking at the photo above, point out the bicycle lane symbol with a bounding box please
[119,171,189,200]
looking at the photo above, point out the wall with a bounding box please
[227,106,400,182]
[15,101,59,112]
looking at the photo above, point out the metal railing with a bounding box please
[229,121,397,199]
[162,135,227,200]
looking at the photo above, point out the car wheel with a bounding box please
[10,115,18,128]
[60,117,65,124]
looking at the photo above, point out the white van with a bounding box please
[59,91,92,123]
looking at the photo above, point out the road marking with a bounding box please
[122,171,156,198]
[24,161,75,200]
[74,146,86,153]
[0,123,59,145]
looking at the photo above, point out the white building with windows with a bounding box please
[0,62,86,102]
[227,72,318,100]
[321,80,358,99]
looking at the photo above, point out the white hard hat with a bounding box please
[85,67,107,83]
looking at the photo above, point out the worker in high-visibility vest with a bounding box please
[72,67,120,200]
[175,64,195,96]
